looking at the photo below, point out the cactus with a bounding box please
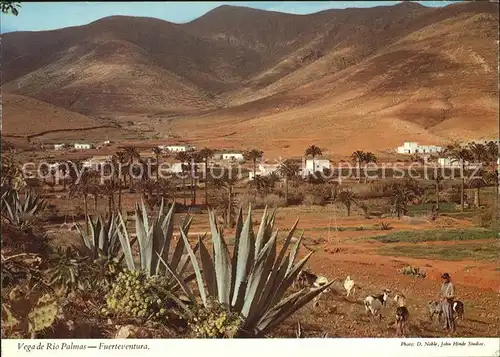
[27,294,59,335]
[2,285,59,338]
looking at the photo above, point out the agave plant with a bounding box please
[45,246,89,294]
[76,214,124,261]
[117,200,198,289]
[166,205,334,337]
[1,187,46,230]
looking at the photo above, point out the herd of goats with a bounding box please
[294,270,465,336]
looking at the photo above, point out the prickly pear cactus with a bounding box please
[27,294,59,334]
[2,285,59,338]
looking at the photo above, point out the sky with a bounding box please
[0,1,460,34]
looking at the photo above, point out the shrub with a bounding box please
[475,207,499,230]
[189,299,241,338]
[261,194,286,208]
[302,194,324,206]
[104,270,185,320]
[380,222,392,230]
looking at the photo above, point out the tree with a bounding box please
[1,1,20,15]
[277,159,300,206]
[198,147,214,206]
[486,141,498,164]
[69,170,97,233]
[305,145,323,173]
[389,184,417,219]
[244,149,264,182]
[468,143,488,165]
[123,146,141,191]
[187,151,203,207]
[351,150,365,181]
[152,147,163,201]
[112,151,129,212]
[58,162,69,191]
[337,188,357,216]
[449,148,474,212]
[468,169,486,208]
[429,169,443,212]
[211,172,240,228]
[175,151,189,207]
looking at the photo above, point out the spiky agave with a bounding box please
[116,199,198,290]
[165,205,334,337]
[76,214,123,261]
[1,187,46,230]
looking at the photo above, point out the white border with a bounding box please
[2,338,499,357]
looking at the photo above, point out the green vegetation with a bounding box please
[368,228,496,243]
[378,242,499,261]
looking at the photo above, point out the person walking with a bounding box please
[440,272,456,333]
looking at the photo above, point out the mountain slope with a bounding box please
[1,1,498,151]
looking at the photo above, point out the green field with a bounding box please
[367,228,497,244]
[377,242,500,261]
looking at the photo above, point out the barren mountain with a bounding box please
[1,2,498,153]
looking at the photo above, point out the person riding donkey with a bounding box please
[440,272,456,333]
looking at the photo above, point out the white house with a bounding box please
[74,143,92,150]
[249,163,279,180]
[222,153,245,161]
[160,145,194,153]
[396,142,443,154]
[438,157,480,169]
[303,159,331,174]
[54,144,65,150]
[82,156,112,170]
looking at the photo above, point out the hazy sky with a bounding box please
[1,1,459,34]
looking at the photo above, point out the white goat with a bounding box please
[364,289,391,320]
[344,276,356,297]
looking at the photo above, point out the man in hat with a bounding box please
[440,272,455,332]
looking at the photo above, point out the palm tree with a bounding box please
[389,184,417,219]
[305,145,323,173]
[198,147,214,206]
[123,146,141,191]
[351,150,365,181]
[244,148,264,181]
[430,169,443,212]
[362,152,377,183]
[69,170,96,233]
[277,159,300,206]
[58,162,69,191]
[175,151,189,207]
[152,147,163,201]
[468,143,488,165]
[468,169,486,208]
[101,179,119,217]
[449,148,474,212]
[212,172,240,228]
[337,188,357,216]
[486,141,498,164]
[187,151,203,207]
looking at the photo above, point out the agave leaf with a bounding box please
[157,203,175,273]
[158,254,195,303]
[179,229,207,307]
[149,221,164,276]
[269,251,313,308]
[254,205,269,255]
[168,236,186,276]
[258,281,334,337]
[116,213,135,270]
[229,207,244,302]
[244,231,277,321]
[275,219,298,269]
[135,203,151,273]
[209,209,232,306]
[250,288,304,335]
[231,207,254,306]
[287,232,304,274]
[198,237,217,297]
